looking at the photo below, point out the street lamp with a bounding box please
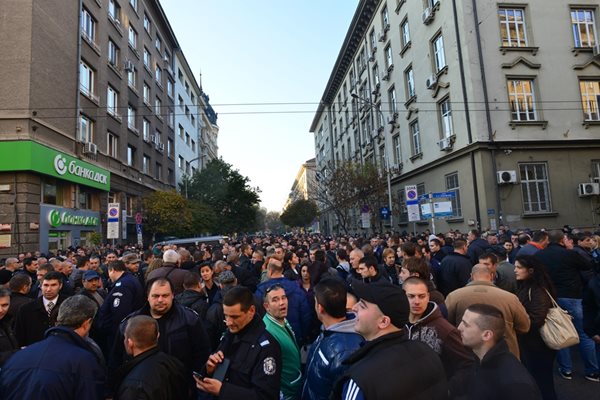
[351,93,394,231]
[184,156,200,199]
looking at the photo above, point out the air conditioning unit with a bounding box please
[497,170,518,184]
[439,137,453,151]
[124,60,135,72]
[378,31,386,42]
[83,142,97,155]
[422,7,434,24]
[593,44,600,58]
[426,74,438,89]
[578,182,600,197]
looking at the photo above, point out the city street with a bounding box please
[555,349,600,399]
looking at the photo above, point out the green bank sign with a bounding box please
[0,141,110,191]
[47,208,100,228]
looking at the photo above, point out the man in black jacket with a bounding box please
[467,230,492,265]
[438,239,472,296]
[0,288,18,367]
[333,281,447,399]
[175,271,209,319]
[458,303,541,399]
[535,230,599,381]
[114,315,187,399]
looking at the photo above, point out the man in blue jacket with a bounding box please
[0,295,105,400]
[302,278,363,400]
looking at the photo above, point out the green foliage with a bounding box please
[186,158,261,234]
[143,190,193,237]
[280,199,318,228]
[265,211,286,234]
[88,231,102,247]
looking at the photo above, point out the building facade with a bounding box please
[311,0,600,235]
[0,0,200,255]
[199,92,219,170]
[284,158,317,210]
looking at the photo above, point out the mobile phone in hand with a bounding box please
[192,371,205,380]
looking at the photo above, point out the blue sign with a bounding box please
[136,224,143,235]
[380,207,390,220]
[418,194,430,201]
[487,208,495,216]
[107,218,119,223]
[432,191,456,199]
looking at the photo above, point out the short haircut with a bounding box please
[532,230,549,243]
[517,234,530,246]
[223,286,255,312]
[76,256,89,269]
[453,239,467,249]
[337,248,349,262]
[267,260,283,274]
[183,271,202,289]
[359,255,378,269]
[469,229,480,238]
[402,276,429,291]
[125,315,159,350]
[143,250,154,261]
[108,260,126,272]
[0,287,11,298]
[401,257,430,279]
[262,284,285,303]
[314,278,347,318]
[23,257,37,268]
[382,248,395,259]
[465,303,505,341]
[146,277,174,295]
[576,231,593,242]
[57,295,97,328]
[9,274,31,292]
[429,238,441,246]
[401,242,418,257]
[478,251,499,265]
[547,230,563,244]
[43,271,63,282]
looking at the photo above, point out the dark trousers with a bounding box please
[521,344,557,400]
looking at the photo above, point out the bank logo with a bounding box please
[48,209,63,228]
[54,155,67,175]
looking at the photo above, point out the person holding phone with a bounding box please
[195,286,281,399]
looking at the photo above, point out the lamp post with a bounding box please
[184,156,200,199]
[351,93,394,231]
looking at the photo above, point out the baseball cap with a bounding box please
[83,270,101,281]
[351,280,409,329]
[217,270,236,284]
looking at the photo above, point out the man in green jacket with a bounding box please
[263,284,302,400]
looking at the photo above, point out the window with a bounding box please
[168,168,174,184]
[185,81,190,94]
[143,82,150,104]
[128,26,137,48]
[385,44,393,70]
[127,105,137,130]
[357,47,366,72]
[167,80,174,98]
[168,139,174,157]
[369,29,376,53]
[107,132,118,158]
[185,106,190,117]
[571,9,597,47]
[191,115,195,127]
[127,145,135,166]
[155,97,162,117]
[432,34,446,72]
[178,124,184,138]
[108,0,120,22]
[445,172,462,217]
[107,86,118,117]
[155,66,162,84]
[142,155,150,174]
[81,8,95,43]
[129,0,137,10]
[388,87,397,114]
[592,160,600,180]
[507,79,536,121]
[155,35,162,52]
[381,4,389,28]
[79,115,93,142]
[185,132,191,146]
[405,67,415,99]
[178,95,184,109]
[392,135,401,165]
[79,61,95,98]
[127,66,137,88]
[142,118,150,141]
[154,130,161,145]
[185,161,191,175]
[168,109,174,128]
[143,47,151,68]
[108,40,119,66]
[401,19,410,49]
[155,162,162,180]
[191,140,196,152]
[580,80,600,121]
[143,13,151,33]
[498,8,528,47]
[439,97,453,137]
[519,163,551,213]
[178,155,184,169]
[410,120,422,155]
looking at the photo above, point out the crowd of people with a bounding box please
[0,225,599,399]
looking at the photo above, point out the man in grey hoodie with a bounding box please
[301,278,363,400]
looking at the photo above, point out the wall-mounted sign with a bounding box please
[47,208,100,228]
[0,141,110,191]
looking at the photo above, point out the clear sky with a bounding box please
[160,0,358,212]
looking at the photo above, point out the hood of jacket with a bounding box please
[325,313,358,334]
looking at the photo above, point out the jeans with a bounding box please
[556,298,599,375]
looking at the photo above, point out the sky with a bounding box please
[160,1,358,212]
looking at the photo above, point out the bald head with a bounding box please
[349,249,364,269]
[5,258,19,271]
[471,264,494,282]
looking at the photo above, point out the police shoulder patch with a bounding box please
[113,297,120,308]
[263,357,276,375]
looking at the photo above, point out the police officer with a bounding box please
[95,260,144,356]
[195,286,281,400]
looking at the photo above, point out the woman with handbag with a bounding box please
[514,255,558,400]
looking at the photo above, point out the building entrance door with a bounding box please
[48,231,70,252]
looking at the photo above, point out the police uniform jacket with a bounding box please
[96,272,144,336]
[212,314,282,400]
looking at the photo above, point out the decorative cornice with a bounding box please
[501,56,541,69]
[573,59,600,70]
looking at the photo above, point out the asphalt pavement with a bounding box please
[555,348,600,400]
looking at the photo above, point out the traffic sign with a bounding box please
[380,207,390,220]
[405,185,418,201]
[432,191,456,199]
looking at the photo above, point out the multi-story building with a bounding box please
[199,92,219,170]
[173,52,201,191]
[0,0,183,255]
[284,158,317,210]
[311,0,600,235]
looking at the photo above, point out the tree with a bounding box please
[280,199,318,229]
[265,211,286,234]
[186,158,261,234]
[143,190,193,239]
[311,160,392,234]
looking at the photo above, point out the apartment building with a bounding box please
[0,0,182,255]
[311,0,600,235]
[199,92,219,170]
[284,158,317,210]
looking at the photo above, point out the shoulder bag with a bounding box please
[536,288,580,350]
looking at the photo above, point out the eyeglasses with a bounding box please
[266,284,284,294]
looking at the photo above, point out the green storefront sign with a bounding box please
[47,208,100,228]
[0,141,110,191]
